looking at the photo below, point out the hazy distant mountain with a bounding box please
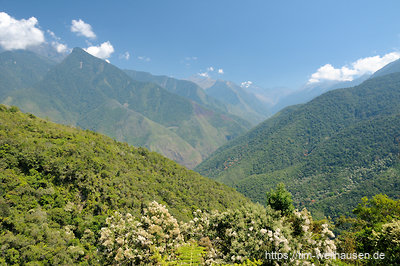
[189,76,270,125]
[124,70,211,105]
[1,48,248,168]
[187,75,217,89]
[196,71,400,218]
[242,83,293,107]
[270,74,370,113]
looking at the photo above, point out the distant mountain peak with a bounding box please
[187,75,216,89]
[69,47,94,59]
[72,47,84,52]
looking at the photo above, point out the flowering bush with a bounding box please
[100,202,336,265]
[99,201,183,265]
[371,219,400,265]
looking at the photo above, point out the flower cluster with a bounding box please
[99,201,183,265]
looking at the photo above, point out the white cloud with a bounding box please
[47,30,69,54]
[47,30,59,40]
[138,56,151,62]
[0,12,45,50]
[196,65,227,78]
[119,51,130,60]
[198,72,209,77]
[197,66,224,77]
[241,81,253,88]
[308,52,400,84]
[52,42,68,53]
[84,41,114,59]
[71,19,96,39]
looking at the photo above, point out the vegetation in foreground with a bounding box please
[0,105,399,265]
[0,105,248,263]
[98,192,400,265]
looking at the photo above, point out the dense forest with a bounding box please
[0,105,247,263]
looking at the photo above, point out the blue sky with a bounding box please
[1,0,400,90]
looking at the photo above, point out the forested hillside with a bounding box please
[196,72,400,218]
[1,119,398,265]
[0,50,55,100]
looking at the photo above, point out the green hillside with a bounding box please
[0,105,251,263]
[2,49,248,168]
[196,72,400,218]
[0,50,55,100]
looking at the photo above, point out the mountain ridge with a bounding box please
[124,69,252,129]
[189,76,271,124]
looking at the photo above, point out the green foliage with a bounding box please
[266,183,294,216]
[0,105,249,264]
[372,219,400,265]
[336,195,400,265]
[353,194,400,226]
[234,259,263,265]
[176,241,206,265]
[197,72,400,218]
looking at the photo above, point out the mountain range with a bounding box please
[0,48,255,169]
[2,47,400,219]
